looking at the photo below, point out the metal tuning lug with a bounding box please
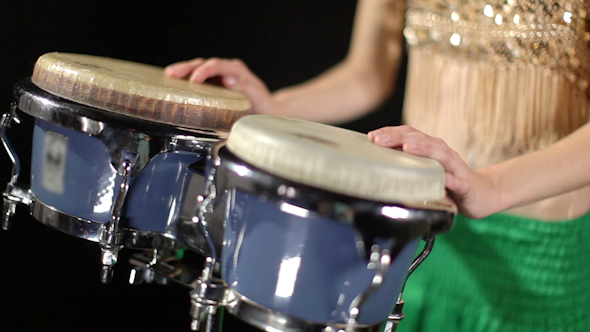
[1,108,31,231]
[384,235,436,332]
[98,157,134,283]
[189,258,227,332]
[382,296,405,332]
[186,167,225,332]
[99,239,123,284]
[2,187,32,231]
[2,198,16,231]
[346,245,392,332]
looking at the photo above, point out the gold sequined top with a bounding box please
[405,0,590,91]
[402,0,590,156]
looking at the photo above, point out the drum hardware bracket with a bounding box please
[2,108,31,231]
[2,197,16,231]
[189,168,227,332]
[383,298,405,332]
[99,223,124,283]
[407,235,436,278]
[129,265,168,285]
[129,249,174,286]
[191,167,219,260]
[346,245,392,332]
[128,249,200,287]
[199,173,217,225]
[2,107,22,186]
[2,187,32,231]
[189,267,228,332]
[383,235,436,332]
[99,157,134,284]
[188,168,227,332]
[167,135,213,154]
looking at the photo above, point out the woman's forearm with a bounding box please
[487,121,590,212]
[270,61,395,123]
[269,0,406,124]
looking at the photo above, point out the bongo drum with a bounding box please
[1,52,251,283]
[185,115,456,332]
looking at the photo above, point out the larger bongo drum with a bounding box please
[1,52,251,283]
[184,115,456,332]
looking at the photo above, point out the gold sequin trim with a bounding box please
[405,0,590,93]
[403,0,590,155]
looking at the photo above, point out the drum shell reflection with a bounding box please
[221,189,419,324]
[31,119,203,232]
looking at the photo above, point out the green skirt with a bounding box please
[398,212,590,332]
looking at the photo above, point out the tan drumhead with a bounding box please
[31,52,252,130]
[227,115,446,203]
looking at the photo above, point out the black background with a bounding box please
[0,1,406,331]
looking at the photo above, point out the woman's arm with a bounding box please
[270,0,406,123]
[369,122,590,219]
[165,0,405,123]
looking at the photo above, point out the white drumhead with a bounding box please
[227,115,446,203]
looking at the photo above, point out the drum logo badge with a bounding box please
[41,130,67,194]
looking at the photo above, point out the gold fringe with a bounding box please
[403,49,590,156]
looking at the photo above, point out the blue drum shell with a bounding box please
[221,189,419,325]
[31,119,204,232]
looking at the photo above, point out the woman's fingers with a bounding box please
[368,125,474,196]
[166,58,263,90]
[368,125,418,146]
[401,135,464,174]
[186,58,251,86]
[165,57,274,114]
[165,58,206,79]
[165,57,248,85]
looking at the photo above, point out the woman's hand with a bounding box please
[165,57,275,114]
[368,126,502,219]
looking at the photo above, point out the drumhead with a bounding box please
[31,52,252,130]
[227,115,446,203]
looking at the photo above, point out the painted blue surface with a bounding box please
[31,119,204,232]
[221,189,419,325]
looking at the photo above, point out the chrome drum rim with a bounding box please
[30,195,180,251]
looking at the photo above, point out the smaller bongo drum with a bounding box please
[1,52,251,283]
[187,115,455,332]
